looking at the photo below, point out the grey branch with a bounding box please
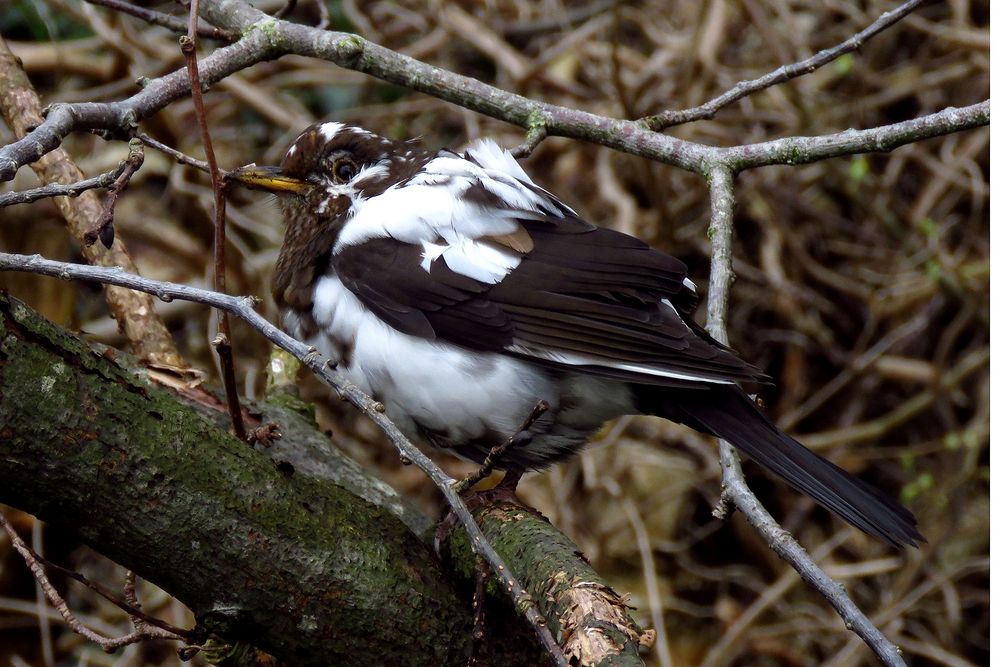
[641,0,930,130]
[0,0,988,182]
[83,0,236,41]
[703,167,905,667]
[0,252,567,667]
[0,164,127,207]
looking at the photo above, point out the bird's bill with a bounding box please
[227,164,310,194]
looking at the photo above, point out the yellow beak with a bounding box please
[227,164,310,194]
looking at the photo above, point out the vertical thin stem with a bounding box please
[182,1,246,440]
[702,164,905,667]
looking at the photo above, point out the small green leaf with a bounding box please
[900,471,934,503]
[917,217,940,238]
[944,432,962,451]
[848,156,869,182]
[835,54,855,76]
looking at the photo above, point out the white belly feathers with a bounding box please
[307,274,559,445]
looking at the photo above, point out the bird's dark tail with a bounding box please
[636,385,924,547]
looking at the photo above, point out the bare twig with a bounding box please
[0,163,127,207]
[313,0,330,31]
[0,35,182,366]
[454,400,550,494]
[0,252,568,667]
[83,0,237,41]
[0,2,987,182]
[137,133,212,172]
[0,511,188,652]
[702,166,905,667]
[83,137,144,248]
[469,557,491,666]
[641,0,929,130]
[182,6,247,441]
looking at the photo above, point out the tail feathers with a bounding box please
[642,385,924,547]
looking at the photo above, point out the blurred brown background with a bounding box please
[0,1,989,665]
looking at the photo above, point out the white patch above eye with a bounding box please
[318,121,345,142]
[287,144,298,157]
[683,277,697,292]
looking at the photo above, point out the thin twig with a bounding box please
[469,557,491,667]
[22,548,194,638]
[509,125,548,158]
[137,133,212,173]
[83,0,237,41]
[0,3,987,183]
[314,0,330,30]
[182,6,247,441]
[640,0,929,130]
[0,510,188,652]
[0,164,127,208]
[702,165,905,667]
[83,137,144,248]
[0,252,569,667]
[454,400,550,494]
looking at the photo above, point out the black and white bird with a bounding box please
[232,122,922,547]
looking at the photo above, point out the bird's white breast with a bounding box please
[304,274,562,446]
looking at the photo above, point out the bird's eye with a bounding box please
[333,158,358,183]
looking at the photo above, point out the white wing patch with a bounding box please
[465,139,531,181]
[419,238,521,284]
[334,142,558,286]
[506,344,735,385]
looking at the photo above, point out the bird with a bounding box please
[230,121,923,548]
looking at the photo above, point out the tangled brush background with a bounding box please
[0,1,988,665]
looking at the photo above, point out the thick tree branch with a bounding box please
[441,502,651,667]
[0,293,471,665]
[0,253,567,666]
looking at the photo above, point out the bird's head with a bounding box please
[229,122,429,311]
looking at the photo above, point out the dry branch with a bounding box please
[0,36,181,366]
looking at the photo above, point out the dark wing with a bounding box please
[332,216,766,388]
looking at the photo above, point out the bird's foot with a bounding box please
[436,470,545,554]
[461,469,525,510]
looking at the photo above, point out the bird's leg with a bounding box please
[436,402,549,556]
[453,400,549,495]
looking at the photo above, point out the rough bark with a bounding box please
[0,293,472,665]
[442,503,651,667]
[0,293,647,665]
